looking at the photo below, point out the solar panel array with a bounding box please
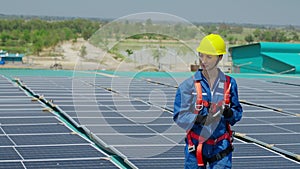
[237,78,300,115]
[0,76,119,169]
[7,74,299,168]
[234,78,300,157]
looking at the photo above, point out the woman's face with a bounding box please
[199,53,221,71]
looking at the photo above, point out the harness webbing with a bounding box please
[194,81,209,113]
[188,75,233,166]
[224,75,231,106]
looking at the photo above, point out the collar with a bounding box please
[194,68,226,81]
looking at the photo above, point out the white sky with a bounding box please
[1,0,300,26]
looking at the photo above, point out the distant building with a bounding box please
[0,50,25,64]
[229,42,300,74]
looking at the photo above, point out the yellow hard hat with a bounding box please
[196,34,226,55]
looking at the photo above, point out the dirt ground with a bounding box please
[1,38,137,71]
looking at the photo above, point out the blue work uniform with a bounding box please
[173,69,243,169]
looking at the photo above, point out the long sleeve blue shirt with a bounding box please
[173,69,243,140]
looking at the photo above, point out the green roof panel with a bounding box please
[261,52,300,74]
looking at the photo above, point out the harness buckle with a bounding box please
[224,103,230,109]
[195,103,203,111]
[188,145,195,152]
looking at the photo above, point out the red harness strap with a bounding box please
[187,130,206,166]
[190,77,211,166]
[189,75,232,166]
[224,75,231,106]
[194,80,210,114]
[190,132,231,145]
[224,75,234,146]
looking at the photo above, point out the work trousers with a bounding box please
[184,143,232,169]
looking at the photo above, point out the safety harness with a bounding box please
[187,75,234,166]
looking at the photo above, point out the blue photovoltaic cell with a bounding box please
[232,143,278,157]
[275,124,300,133]
[0,147,22,160]
[129,159,184,169]
[268,104,300,109]
[0,100,40,104]
[0,105,42,109]
[242,111,288,117]
[96,134,174,145]
[88,125,156,134]
[101,118,136,125]
[257,117,300,124]
[147,124,180,133]
[143,145,184,159]
[241,105,267,111]
[0,117,59,124]
[0,162,24,169]
[232,156,300,169]
[0,136,14,146]
[232,125,292,134]
[235,118,266,125]
[117,110,171,117]
[2,124,72,134]
[246,134,300,145]
[0,93,27,97]
[10,134,89,145]
[109,105,152,111]
[164,134,185,144]
[59,105,113,112]
[24,159,118,169]
[17,145,105,160]
[0,110,53,117]
[137,117,174,125]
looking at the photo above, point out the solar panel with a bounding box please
[232,156,299,169]
[0,147,22,160]
[230,78,300,163]
[24,159,119,169]
[14,75,300,168]
[0,76,119,169]
[237,78,300,115]
[0,136,14,146]
[10,134,90,145]
[16,145,106,159]
[0,117,59,124]
[0,162,24,169]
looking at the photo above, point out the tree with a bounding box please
[125,49,133,56]
[202,25,217,34]
[253,29,261,38]
[245,34,254,44]
[125,49,134,65]
[290,32,299,41]
[152,45,166,71]
[79,45,87,58]
[227,35,237,44]
[32,40,43,56]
